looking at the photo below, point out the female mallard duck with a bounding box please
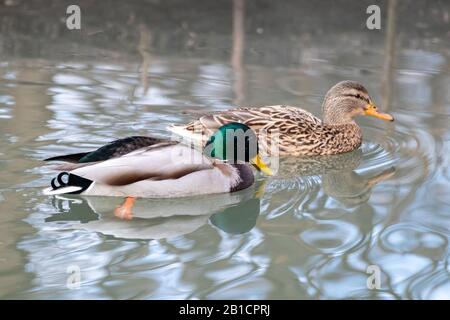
[169,81,394,156]
[43,123,272,217]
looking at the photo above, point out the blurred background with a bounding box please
[0,0,449,299]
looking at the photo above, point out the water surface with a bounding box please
[0,0,450,299]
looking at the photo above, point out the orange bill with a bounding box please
[364,102,394,122]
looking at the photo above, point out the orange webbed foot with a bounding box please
[114,196,136,220]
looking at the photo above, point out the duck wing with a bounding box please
[169,105,321,143]
[44,136,166,163]
[73,143,210,186]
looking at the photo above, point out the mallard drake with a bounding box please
[169,81,394,156]
[43,123,272,217]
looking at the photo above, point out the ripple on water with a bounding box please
[408,269,450,300]
[262,176,321,220]
[367,221,450,297]
[299,220,363,255]
[405,204,450,234]
[359,112,438,186]
[379,223,448,259]
[6,41,449,300]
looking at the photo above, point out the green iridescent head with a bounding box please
[204,122,272,175]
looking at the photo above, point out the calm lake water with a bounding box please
[0,0,450,299]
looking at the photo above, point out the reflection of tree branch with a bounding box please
[382,0,436,226]
[138,24,152,95]
[381,0,397,112]
[0,58,54,292]
[231,0,246,105]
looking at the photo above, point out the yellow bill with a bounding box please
[364,102,394,122]
[250,155,273,176]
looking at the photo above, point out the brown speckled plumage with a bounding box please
[170,81,394,156]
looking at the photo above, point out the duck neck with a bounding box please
[323,122,363,154]
[229,164,255,192]
[322,98,356,125]
[323,116,356,125]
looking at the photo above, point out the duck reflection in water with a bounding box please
[272,148,395,207]
[46,181,264,240]
[45,149,395,240]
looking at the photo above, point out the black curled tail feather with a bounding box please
[48,172,93,195]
